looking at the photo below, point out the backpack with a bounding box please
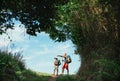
[58,60,61,66]
[66,55,72,63]
[54,60,61,66]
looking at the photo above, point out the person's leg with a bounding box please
[62,63,65,74]
[62,68,64,74]
[67,69,69,75]
[65,63,69,75]
[54,66,57,75]
[56,66,58,76]
[53,66,55,75]
[53,66,56,75]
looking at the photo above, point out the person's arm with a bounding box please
[57,55,63,57]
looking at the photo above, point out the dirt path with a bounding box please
[49,75,58,81]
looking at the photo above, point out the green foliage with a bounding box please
[0,0,69,39]
[53,0,80,42]
[0,51,25,81]
[94,59,120,81]
[55,0,120,52]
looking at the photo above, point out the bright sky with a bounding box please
[0,24,81,74]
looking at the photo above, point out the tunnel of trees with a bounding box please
[0,0,120,81]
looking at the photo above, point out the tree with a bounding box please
[54,0,120,80]
[0,0,69,41]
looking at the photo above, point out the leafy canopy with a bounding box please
[0,0,69,41]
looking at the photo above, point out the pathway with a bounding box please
[49,75,58,81]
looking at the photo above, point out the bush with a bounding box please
[94,59,120,81]
[0,51,25,81]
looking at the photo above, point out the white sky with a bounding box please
[0,25,81,74]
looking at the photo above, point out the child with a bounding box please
[53,57,61,76]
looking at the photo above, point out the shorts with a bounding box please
[62,63,68,70]
[54,65,58,70]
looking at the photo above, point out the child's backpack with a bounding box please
[58,60,61,66]
[66,55,72,63]
[55,60,61,66]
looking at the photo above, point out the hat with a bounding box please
[54,57,58,59]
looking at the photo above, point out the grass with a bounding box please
[56,75,78,81]
[22,69,50,81]
[37,72,51,76]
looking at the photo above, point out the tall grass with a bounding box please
[0,51,25,81]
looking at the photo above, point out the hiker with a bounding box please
[57,53,71,75]
[53,57,61,76]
